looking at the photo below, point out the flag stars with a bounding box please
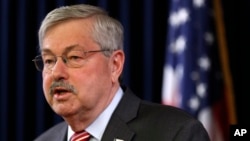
[170,36,186,53]
[176,64,184,78]
[191,71,199,81]
[204,32,214,45]
[169,8,189,27]
[198,56,210,70]
[193,0,205,8]
[196,83,207,97]
[188,95,200,111]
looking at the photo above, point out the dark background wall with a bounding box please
[0,0,249,141]
[223,0,250,124]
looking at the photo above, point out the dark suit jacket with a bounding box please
[34,86,210,141]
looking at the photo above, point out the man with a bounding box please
[33,4,210,141]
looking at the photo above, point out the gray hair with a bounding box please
[38,4,124,56]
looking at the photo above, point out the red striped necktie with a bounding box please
[70,130,90,141]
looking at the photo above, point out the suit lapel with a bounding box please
[101,115,134,141]
[101,87,141,141]
[54,122,68,141]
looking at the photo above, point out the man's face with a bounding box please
[41,18,116,119]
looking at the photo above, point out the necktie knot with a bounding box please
[70,130,90,141]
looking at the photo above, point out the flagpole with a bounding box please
[213,0,237,124]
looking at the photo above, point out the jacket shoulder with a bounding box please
[34,121,67,141]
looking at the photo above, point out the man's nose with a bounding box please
[51,57,69,80]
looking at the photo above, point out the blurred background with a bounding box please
[0,0,249,141]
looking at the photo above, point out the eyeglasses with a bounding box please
[32,49,113,71]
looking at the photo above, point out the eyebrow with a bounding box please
[41,44,84,55]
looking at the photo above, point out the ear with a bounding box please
[110,50,125,83]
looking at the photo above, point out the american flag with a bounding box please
[162,0,236,140]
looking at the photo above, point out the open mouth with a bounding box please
[52,87,70,95]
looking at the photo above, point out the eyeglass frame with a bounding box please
[32,49,115,71]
